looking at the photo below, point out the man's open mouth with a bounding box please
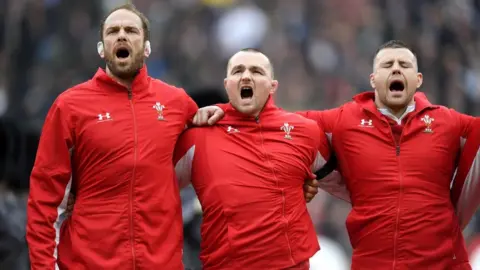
[389,80,405,92]
[115,48,130,59]
[240,86,254,99]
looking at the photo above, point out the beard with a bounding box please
[104,48,145,80]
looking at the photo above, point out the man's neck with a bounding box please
[374,93,414,118]
[106,67,133,88]
[385,106,408,119]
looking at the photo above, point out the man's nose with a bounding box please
[391,62,402,75]
[241,71,252,81]
[117,29,127,42]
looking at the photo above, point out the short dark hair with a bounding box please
[228,48,275,78]
[99,4,150,42]
[374,40,416,61]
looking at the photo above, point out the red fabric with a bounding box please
[174,96,330,269]
[27,66,198,269]
[299,91,475,269]
[386,117,403,145]
[451,117,480,230]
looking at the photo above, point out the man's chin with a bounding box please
[108,64,138,80]
[233,103,258,116]
[106,57,143,80]
[386,99,411,111]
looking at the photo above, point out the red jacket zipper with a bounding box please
[128,89,137,269]
[255,116,295,265]
[392,141,402,270]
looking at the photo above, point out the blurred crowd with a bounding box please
[2,0,480,269]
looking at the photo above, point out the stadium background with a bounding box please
[1,0,480,269]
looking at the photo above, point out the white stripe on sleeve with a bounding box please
[175,146,195,188]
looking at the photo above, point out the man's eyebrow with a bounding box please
[230,64,268,74]
[230,64,244,72]
[105,25,119,31]
[251,65,266,71]
[105,24,140,30]
[380,59,413,65]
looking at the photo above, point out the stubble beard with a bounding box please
[105,49,145,81]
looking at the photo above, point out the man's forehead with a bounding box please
[229,51,270,70]
[104,9,142,29]
[375,48,416,63]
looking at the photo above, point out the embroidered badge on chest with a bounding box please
[153,102,165,121]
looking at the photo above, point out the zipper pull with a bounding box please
[396,145,400,156]
[128,88,132,99]
[255,116,260,123]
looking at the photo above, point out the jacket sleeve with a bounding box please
[26,97,75,269]
[182,90,199,126]
[173,128,197,189]
[296,108,341,136]
[303,110,351,203]
[451,116,480,230]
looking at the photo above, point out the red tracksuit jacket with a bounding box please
[27,66,197,269]
[173,97,330,270]
[451,117,480,230]
[300,91,478,269]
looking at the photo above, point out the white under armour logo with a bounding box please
[227,126,239,133]
[98,113,112,122]
[359,119,373,127]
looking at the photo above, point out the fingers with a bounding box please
[303,181,319,203]
[66,194,76,217]
[198,111,208,126]
[192,114,199,126]
[193,106,225,126]
[206,106,224,125]
[207,110,223,125]
[192,109,209,126]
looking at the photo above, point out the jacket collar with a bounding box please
[353,91,437,118]
[224,95,278,120]
[92,65,150,95]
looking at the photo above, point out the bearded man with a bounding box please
[26,4,222,269]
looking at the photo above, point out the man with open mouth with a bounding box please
[204,40,480,269]
[25,3,227,270]
[173,48,336,269]
[294,40,480,269]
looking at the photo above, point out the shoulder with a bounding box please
[150,78,191,100]
[341,100,363,114]
[54,80,96,111]
[422,105,461,126]
[278,110,321,134]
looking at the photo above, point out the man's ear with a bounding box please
[269,80,279,94]
[416,72,423,88]
[369,73,375,89]
[144,40,151,57]
[97,41,104,58]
